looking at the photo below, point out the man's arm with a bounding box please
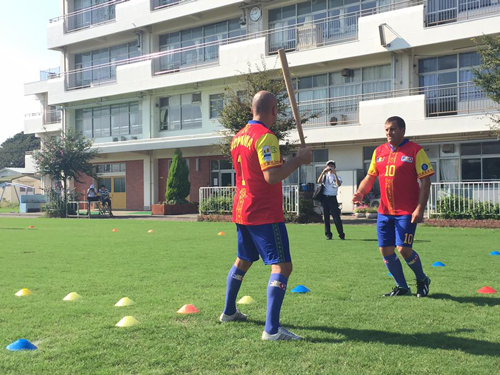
[352,174,377,204]
[263,147,312,185]
[411,176,431,223]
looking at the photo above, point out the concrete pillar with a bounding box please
[141,94,152,139]
[143,154,152,210]
[151,156,159,204]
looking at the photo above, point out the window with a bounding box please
[95,163,126,174]
[76,102,141,139]
[114,178,126,193]
[158,19,245,72]
[460,141,500,181]
[70,0,117,31]
[210,94,224,119]
[160,94,202,131]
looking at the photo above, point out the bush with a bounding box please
[354,204,369,214]
[199,195,233,215]
[435,195,500,220]
[0,200,19,209]
[165,149,190,204]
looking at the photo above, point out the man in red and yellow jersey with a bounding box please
[219,91,312,341]
[353,116,434,298]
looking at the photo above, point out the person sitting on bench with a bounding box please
[99,184,113,216]
[86,184,99,215]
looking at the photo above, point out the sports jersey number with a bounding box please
[385,165,396,177]
[237,155,246,186]
[404,233,413,245]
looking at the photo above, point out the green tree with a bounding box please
[473,35,500,136]
[165,148,191,204]
[218,59,316,156]
[33,130,99,209]
[0,132,40,169]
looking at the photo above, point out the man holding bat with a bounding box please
[353,116,434,298]
[219,91,312,340]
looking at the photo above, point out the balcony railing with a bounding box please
[40,67,61,81]
[297,82,499,127]
[426,181,500,218]
[152,0,195,10]
[425,0,500,26]
[199,185,299,215]
[25,110,62,125]
[49,0,128,33]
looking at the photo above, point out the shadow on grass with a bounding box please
[246,319,498,356]
[429,293,500,307]
[342,239,430,243]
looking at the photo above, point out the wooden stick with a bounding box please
[278,49,306,147]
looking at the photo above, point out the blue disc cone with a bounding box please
[291,285,310,293]
[490,251,500,256]
[432,261,445,267]
[6,339,37,351]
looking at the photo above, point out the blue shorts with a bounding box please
[236,223,291,265]
[377,214,417,248]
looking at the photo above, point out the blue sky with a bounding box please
[0,1,61,144]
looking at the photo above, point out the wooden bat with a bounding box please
[278,49,306,147]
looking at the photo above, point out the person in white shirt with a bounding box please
[86,184,99,215]
[317,160,345,240]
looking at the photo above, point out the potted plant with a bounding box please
[152,149,198,215]
[366,207,378,219]
[353,204,368,218]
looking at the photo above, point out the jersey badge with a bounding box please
[263,146,272,162]
[401,156,414,163]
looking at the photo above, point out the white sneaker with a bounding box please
[219,309,247,323]
[262,327,302,341]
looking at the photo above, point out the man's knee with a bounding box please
[397,246,412,259]
[271,262,293,278]
[234,258,253,272]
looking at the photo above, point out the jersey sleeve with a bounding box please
[367,150,378,177]
[415,148,435,179]
[255,133,282,171]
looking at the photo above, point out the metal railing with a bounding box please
[24,110,62,125]
[426,181,500,218]
[152,0,195,10]
[425,0,500,26]
[296,81,499,127]
[49,0,128,32]
[199,185,300,215]
[40,67,60,81]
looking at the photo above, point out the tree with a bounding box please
[0,132,40,169]
[33,130,99,209]
[473,35,500,137]
[165,148,191,204]
[218,59,316,156]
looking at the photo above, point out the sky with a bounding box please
[0,1,61,145]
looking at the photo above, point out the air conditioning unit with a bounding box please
[442,144,455,154]
[112,137,119,142]
[341,69,353,77]
[131,136,138,140]
[296,24,323,51]
[192,93,202,103]
[120,136,127,141]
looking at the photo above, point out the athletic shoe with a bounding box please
[383,286,412,297]
[416,276,431,298]
[219,309,247,323]
[326,235,333,240]
[262,327,302,341]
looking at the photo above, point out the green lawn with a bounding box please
[0,218,499,375]
[0,207,19,213]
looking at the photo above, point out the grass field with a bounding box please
[0,207,19,213]
[0,218,499,375]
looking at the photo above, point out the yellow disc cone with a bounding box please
[218,231,225,236]
[116,316,140,327]
[63,292,82,301]
[115,297,135,307]
[237,296,256,305]
[15,288,33,297]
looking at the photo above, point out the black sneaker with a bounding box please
[326,234,332,240]
[383,286,412,297]
[416,276,431,298]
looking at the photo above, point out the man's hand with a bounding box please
[352,191,364,205]
[297,147,312,165]
[411,207,425,224]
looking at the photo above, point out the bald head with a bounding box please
[252,91,277,117]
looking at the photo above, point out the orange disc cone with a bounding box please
[177,304,200,314]
[477,286,497,294]
[218,231,225,236]
[112,229,118,232]
[28,225,34,229]
[148,229,154,233]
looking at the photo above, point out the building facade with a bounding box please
[25,0,500,211]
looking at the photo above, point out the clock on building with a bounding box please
[249,6,262,22]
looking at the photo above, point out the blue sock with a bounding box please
[383,253,408,289]
[404,250,426,280]
[265,273,288,335]
[223,266,246,315]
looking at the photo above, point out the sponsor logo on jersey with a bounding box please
[401,156,414,163]
[376,157,385,163]
[421,163,429,171]
[269,280,287,290]
[263,146,272,162]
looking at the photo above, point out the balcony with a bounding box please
[24,110,62,135]
[151,0,195,11]
[425,0,500,26]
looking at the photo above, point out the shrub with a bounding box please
[354,204,369,214]
[199,195,233,215]
[435,195,500,220]
[165,149,191,204]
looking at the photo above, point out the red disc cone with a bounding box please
[177,304,200,314]
[477,286,497,294]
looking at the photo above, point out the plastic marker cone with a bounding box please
[237,296,256,305]
[116,316,140,327]
[115,297,135,307]
[477,286,497,294]
[15,288,33,297]
[177,304,200,314]
[432,261,445,267]
[6,339,37,351]
[112,228,118,233]
[148,229,154,233]
[28,225,34,229]
[490,251,500,256]
[218,231,225,236]
[63,292,82,301]
[291,285,310,293]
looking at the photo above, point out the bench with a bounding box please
[19,195,47,213]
